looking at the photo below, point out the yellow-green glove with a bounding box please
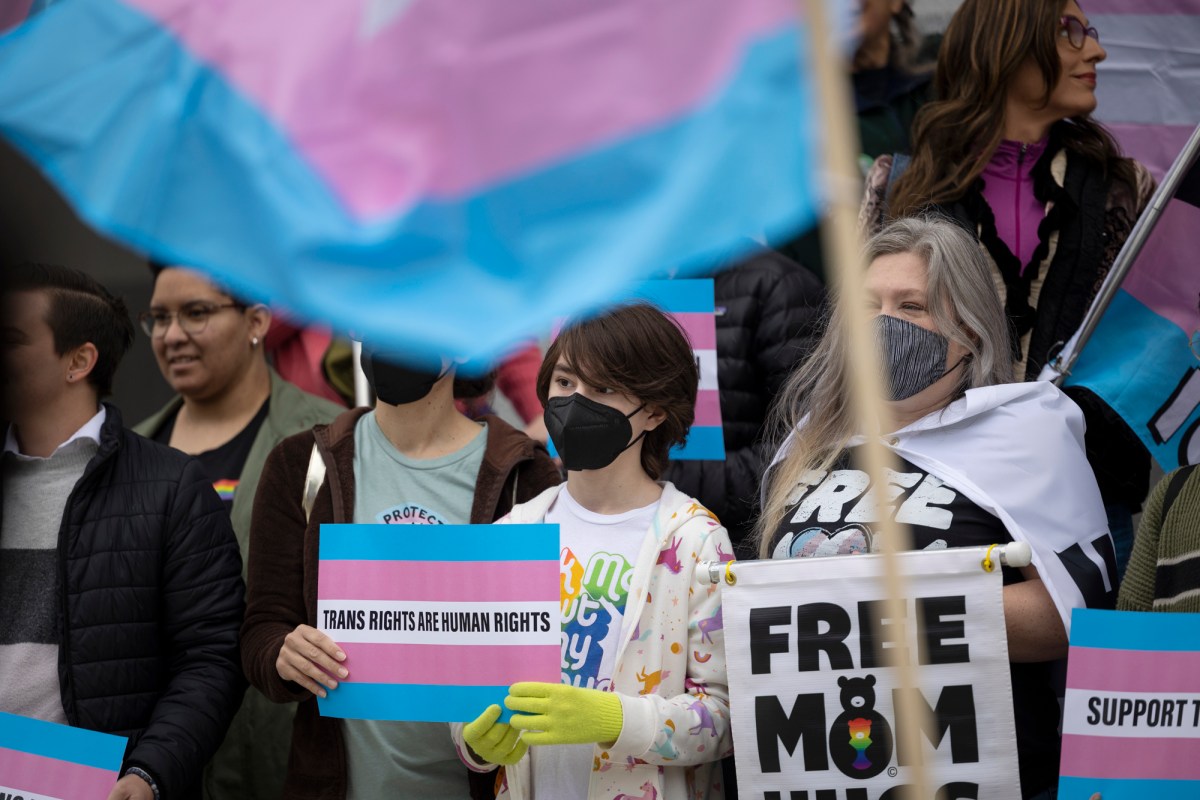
[505,681,623,746]
[463,704,529,766]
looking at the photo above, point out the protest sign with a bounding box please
[1059,609,1200,800]
[633,279,724,460]
[316,523,560,723]
[722,548,1020,800]
[0,711,126,800]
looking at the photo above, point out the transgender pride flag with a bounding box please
[1089,0,1200,180]
[633,279,724,460]
[1049,126,1200,470]
[1059,609,1200,799]
[0,711,127,800]
[0,0,820,364]
[317,523,560,723]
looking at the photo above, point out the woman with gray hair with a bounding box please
[758,216,1115,799]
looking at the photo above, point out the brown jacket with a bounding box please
[240,408,561,800]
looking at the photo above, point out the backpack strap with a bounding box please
[1160,464,1198,524]
[302,443,327,523]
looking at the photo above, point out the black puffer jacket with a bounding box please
[666,249,826,554]
[1,405,246,800]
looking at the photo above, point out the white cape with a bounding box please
[766,381,1115,633]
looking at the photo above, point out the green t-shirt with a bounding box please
[343,411,486,800]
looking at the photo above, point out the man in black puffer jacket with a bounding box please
[665,246,826,557]
[1,263,245,800]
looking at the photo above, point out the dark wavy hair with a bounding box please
[536,302,698,480]
[4,261,135,396]
[889,0,1135,218]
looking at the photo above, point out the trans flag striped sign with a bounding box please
[0,711,127,800]
[316,524,560,723]
[1059,609,1200,799]
[635,280,724,461]
[0,0,819,365]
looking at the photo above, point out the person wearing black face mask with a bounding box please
[758,217,1118,799]
[241,345,560,800]
[452,303,735,800]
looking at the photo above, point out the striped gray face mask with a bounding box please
[873,314,955,401]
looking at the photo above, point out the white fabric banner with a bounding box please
[723,547,1020,800]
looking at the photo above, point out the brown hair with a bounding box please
[536,302,698,480]
[889,0,1134,218]
[4,261,135,396]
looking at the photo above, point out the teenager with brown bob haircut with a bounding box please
[453,301,732,800]
[534,302,698,480]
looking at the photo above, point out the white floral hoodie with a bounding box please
[452,482,734,800]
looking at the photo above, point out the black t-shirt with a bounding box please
[155,398,269,513]
[770,448,1061,798]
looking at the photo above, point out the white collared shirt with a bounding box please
[3,406,106,459]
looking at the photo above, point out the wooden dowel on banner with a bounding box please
[801,0,933,795]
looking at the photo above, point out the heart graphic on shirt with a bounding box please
[773,524,873,559]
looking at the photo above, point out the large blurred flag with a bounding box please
[0,0,820,362]
[1070,0,1200,179]
[1044,125,1200,471]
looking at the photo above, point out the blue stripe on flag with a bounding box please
[1059,776,1200,799]
[1066,290,1200,471]
[319,524,560,562]
[1069,608,1200,651]
[0,711,126,771]
[671,426,726,460]
[0,0,818,365]
[632,280,716,313]
[318,683,516,723]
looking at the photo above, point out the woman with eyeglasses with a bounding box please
[133,262,343,800]
[859,0,1156,583]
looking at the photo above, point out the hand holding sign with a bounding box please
[106,773,155,800]
[506,682,624,746]
[463,705,529,766]
[276,624,348,698]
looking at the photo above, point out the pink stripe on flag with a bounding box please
[1106,123,1196,181]
[319,560,558,602]
[340,642,560,686]
[1122,199,1200,336]
[127,0,796,216]
[1084,0,1199,13]
[0,747,118,800]
[1068,646,1200,693]
[673,313,717,350]
[1061,735,1200,780]
[694,390,722,427]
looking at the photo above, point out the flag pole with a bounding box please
[800,1,933,795]
[1050,122,1200,385]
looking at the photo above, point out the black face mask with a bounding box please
[544,394,646,472]
[361,349,449,406]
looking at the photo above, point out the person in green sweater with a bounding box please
[1117,465,1200,613]
[134,263,343,800]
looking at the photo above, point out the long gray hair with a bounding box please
[755,215,1014,557]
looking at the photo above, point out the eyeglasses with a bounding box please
[1059,16,1099,49]
[138,302,244,337]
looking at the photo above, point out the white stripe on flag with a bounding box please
[696,349,718,391]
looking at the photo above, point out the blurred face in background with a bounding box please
[146,267,268,402]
